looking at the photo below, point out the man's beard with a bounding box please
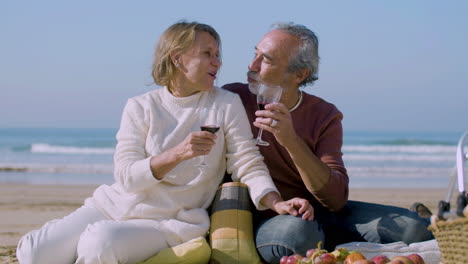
[248,82,259,95]
[247,71,260,94]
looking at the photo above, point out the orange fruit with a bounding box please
[344,251,366,264]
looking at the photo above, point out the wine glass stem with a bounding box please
[200,155,207,166]
[256,128,265,141]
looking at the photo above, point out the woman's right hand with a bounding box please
[150,131,217,180]
[173,131,217,161]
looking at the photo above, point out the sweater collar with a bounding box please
[161,86,204,108]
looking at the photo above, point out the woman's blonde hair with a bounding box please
[152,21,221,87]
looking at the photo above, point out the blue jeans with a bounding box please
[255,201,433,264]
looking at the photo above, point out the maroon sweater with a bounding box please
[223,83,349,217]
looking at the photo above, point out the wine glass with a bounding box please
[198,108,223,167]
[255,83,283,146]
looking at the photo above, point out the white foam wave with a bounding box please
[344,154,454,162]
[347,166,454,176]
[0,162,114,174]
[343,144,458,154]
[346,166,467,188]
[31,143,114,155]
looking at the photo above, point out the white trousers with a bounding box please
[16,204,169,264]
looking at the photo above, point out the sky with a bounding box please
[2,1,467,133]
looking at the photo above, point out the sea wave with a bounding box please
[344,153,455,162]
[373,139,454,146]
[343,144,459,154]
[347,166,454,176]
[0,163,114,174]
[346,166,465,188]
[30,143,114,154]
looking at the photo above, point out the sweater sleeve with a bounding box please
[311,110,349,211]
[113,98,161,193]
[223,94,279,210]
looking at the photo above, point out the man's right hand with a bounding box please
[254,102,298,148]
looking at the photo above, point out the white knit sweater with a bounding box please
[85,86,278,246]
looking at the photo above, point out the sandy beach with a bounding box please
[0,184,448,263]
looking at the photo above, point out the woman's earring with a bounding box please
[174,61,180,68]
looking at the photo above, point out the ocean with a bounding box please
[0,128,466,188]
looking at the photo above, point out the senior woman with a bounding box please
[16,21,313,264]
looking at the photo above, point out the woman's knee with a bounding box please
[16,232,40,264]
[76,221,122,263]
[17,227,74,264]
[17,205,105,264]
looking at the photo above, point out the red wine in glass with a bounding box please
[255,83,283,146]
[201,125,220,134]
[198,108,223,167]
[258,102,267,111]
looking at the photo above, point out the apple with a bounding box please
[389,260,405,264]
[352,260,376,264]
[280,256,289,264]
[391,256,415,264]
[371,255,391,264]
[314,252,337,264]
[406,254,425,264]
[345,251,366,264]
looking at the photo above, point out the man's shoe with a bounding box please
[409,202,433,218]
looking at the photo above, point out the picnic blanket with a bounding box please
[336,239,440,264]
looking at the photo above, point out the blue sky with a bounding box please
[2,1,467,132]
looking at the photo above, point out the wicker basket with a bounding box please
[428,215,468,264]
[428,131,468,264]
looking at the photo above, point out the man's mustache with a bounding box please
[247,71,259,81]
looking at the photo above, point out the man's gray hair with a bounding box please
[272,23,320,87]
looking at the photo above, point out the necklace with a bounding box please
[289,90,303,112]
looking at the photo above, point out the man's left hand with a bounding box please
[273,197,314,221]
